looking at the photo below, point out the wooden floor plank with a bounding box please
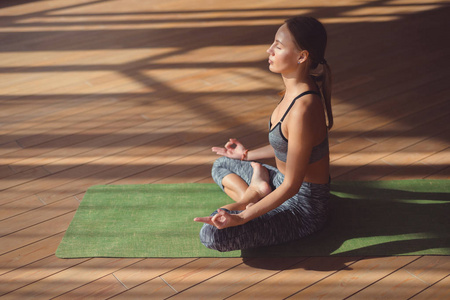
[0,195,44,221]
[0,166,51,191]
[161,258,251,294]
[112,258,244,299]
[0,93,122,131]
[164,258,305,299]
[1,258,141,300]
[339,128,449,181]
[0,196,79,237]
[378,132,449,180]
[348,256,450,299]
[4,98,196,174]
[332,113,449,180]
[426,166,450,179]
[0,233,66,276]
[52,274,127,300]
[333,89,448,147]
[382,148,450,180]
[0,212,75,256]
[0,99,134,148]
[112,258,196,291]
[109,277,177,299]
[332,72,447,136]
[227,257,361,299]
[286,256,420,299]
[0,255,86,297]
[410,274,450,300]
[4,114,148,174]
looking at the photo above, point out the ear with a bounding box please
[297,50,309,64]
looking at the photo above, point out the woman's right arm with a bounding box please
[245,144,275,161]
[212,139,274,161]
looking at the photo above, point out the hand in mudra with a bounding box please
[194,209,243,229]
[212,138,246,160]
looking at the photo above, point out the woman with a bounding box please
[194,16,333,252]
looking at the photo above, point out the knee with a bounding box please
[199,224,230,252]
[211,157,233,188]
[211,156,231,173]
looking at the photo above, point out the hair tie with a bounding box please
[319,59,327,65]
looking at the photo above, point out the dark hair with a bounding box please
[285,16,333,129]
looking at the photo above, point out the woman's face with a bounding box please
[267,24,302,75]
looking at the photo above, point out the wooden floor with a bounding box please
[1,0,449,298]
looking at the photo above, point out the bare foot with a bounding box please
[249,162,272,199]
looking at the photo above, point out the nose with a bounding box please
[267,44,274,55]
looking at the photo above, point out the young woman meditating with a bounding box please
[194,16,333,252]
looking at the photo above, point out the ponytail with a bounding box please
[321,62,333,129]
[311,61,333,130]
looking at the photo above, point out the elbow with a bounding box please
[280,172,306,196]
[280,181,303,199]
[286,187,301,199]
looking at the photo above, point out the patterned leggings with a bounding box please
[199,156,330,252]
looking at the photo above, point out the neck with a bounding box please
[282,67,314,96]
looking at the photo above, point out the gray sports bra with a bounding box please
[268,91,329,164]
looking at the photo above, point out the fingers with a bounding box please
[193,211,227,229]
[211,147,224,154]
[194,209,226,225]
[227,138,243,150]
[211,209,229,229]
[193,217,213,225]
[211,147,221,153]
[224,140,235,149]
[212,139,243,158]
[229,138,240,145]
[226,138,242,149]
[195,209,238,230]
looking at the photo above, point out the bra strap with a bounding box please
[279,91,320,123]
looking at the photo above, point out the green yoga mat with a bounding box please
[56,180,450,258]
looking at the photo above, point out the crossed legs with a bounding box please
[220,162,272,211]
[203,157,330,252]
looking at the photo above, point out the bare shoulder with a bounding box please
[283,92,326,143]
[289,92,323,122]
